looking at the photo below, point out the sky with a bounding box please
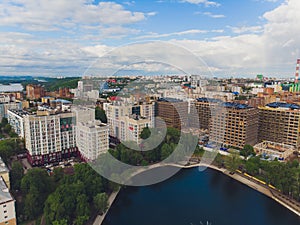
[0,0,299,78]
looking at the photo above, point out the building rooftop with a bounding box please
[0,176,13,204]
[0,157,9,174]
[157,97,184,103]
[266,102,300,110]
[8,109,30,117]
[196,97,223,103]
[51,99,72,104]
[222,102,252,109]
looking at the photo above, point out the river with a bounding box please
[102,167,300,225]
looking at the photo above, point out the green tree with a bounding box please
[76,194,90,220]
[3,124,12,134]
[225,150,242,173]
[95,107,107,123]
[1,117,8,126]
[161,143,173,160]
[52,219,68,225]
[94,193,108,215]
[21,168,54,220]
[10,161,24,190]
[140,127,151,139]
[240,144,255,159]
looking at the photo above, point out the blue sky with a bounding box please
[1,0,300,77]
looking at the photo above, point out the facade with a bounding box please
[194,98,221,130]
[155,98,188,130]
[0,177,16,225]
[106,102,154,143]
[0,157,9,190]
[0,102,22,120]
[26,84,45,100]
[24,111,77,166]
[120,116,151,143]
[7,109,29,138]
[258,102,300,149]
[210,103,259,149]
[254,141,295,161]
[76,120,109,161]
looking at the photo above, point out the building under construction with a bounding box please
[155,98,188,130]
[210,102,259,149]
[194,98,222,130]
[258,102,300,149]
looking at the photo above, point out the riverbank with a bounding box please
[93,189,120,225]
[179,162,300,217]
[93,162,299,225]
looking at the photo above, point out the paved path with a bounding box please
[93,190,120,225]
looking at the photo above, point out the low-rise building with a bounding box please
[0,177,16,225]
[254,141,295,160]
[0,157,9,190]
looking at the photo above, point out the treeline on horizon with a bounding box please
[0,76,81,92]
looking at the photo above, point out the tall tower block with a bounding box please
[295,59,300,83]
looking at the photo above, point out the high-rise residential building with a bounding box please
[7,109,29,138]
[258,102,300,149]
[155,98,188,130]
[0,102,22,120]
[106,101,155,143]
[0,177,16,225]
[210,103,259,149]
[26,84,45,100]
[24,111,77,166]
[76,120,109,161]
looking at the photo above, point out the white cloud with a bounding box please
[0,0,151,31]
[1,0,300,77]
[228,25,263,34]
[181,0,220,7]
[203,12,225,18]
[134,29,208,39]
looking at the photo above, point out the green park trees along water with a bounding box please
[12,164,118,225]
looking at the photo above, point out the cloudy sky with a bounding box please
[0,0,299,77]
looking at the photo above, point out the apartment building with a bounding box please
[76,120,109,161]
[24,111,77,166]
[7,109,29,138]
[0,157,9,190]
[210,102,259,149]
[0,177,16,225]
[258,102,300,149]
[26,84,45,100]
[106,101,154,143]
[194,98,222,130]
[0,102,22,120]
[155,98,188,130]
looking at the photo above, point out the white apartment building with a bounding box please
[24,111,76,166]
[106,102,154,143]
[76,120,109,161]
[7,109,29,138]
[0,177,16,225]
[0,102,22,120]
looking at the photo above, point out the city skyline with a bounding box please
[1,0,300,77]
